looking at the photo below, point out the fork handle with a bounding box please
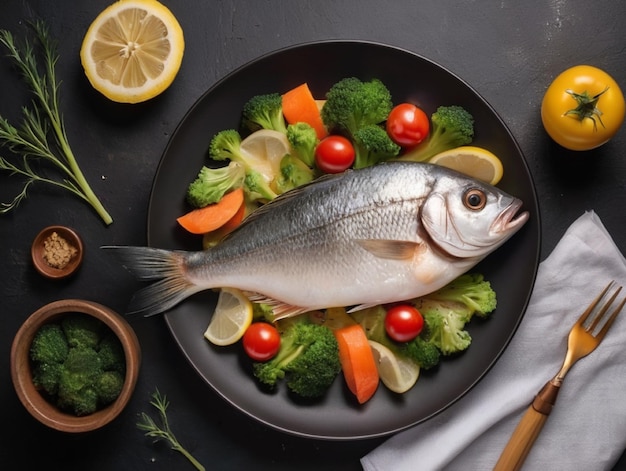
[493,381,561,471]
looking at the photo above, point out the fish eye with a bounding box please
[463,189,487,210]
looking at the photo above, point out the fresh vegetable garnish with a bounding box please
[282,83,328,139]
[241,92,288,134]
[384,304,424,343]
[252,317,341,398]
[314,135,356,173]
[541,65,625,151]
[177,187,245,235]
[81,0,185,104]
[0,21,112,224]
[242,322,281,362]
[334,323,380,404]
[137,389,205,471]
[186,162,246,208]
[398,105,475,162]
[386,103,430,147]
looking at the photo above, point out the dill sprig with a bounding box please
[0,20,112,225]
[137,389,205,471]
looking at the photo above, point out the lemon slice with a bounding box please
[240,129,291,182]
[204,288,253,346]
[430,146,504,185]
[80,0,185,103]
[368,340,420,394]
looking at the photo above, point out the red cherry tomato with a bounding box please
[386,103,430,147]
[315,135,355,173]
[384,304,424,342]
[242,322,281,361]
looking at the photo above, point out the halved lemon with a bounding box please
[368,340,420,394]
[240,129,291,182]
[80,0,185,103]
[204,288,253,346]
[430,146,504,185]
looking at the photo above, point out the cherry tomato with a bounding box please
[384,304,424,342]
[541,65,625,151]
[242,322,280,361]
[315,135,355,173]
[386,103,430,147]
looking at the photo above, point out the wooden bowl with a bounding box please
[31,226,84,279]
[11,299,141,433]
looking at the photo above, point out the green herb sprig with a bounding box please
[0,20,112,225]
[137,389,205,471]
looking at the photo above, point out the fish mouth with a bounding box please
[492,199,530,234]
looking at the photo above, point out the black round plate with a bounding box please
[147,40,541,440]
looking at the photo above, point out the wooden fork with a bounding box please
[493,281,626,471]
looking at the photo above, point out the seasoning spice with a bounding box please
[43,231,78,269]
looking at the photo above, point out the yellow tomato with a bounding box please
[541,65,625,151]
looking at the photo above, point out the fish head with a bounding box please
[420,175,529,259]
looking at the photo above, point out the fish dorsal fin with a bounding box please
[355,239,425,260]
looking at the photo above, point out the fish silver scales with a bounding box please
[107,162,529,317]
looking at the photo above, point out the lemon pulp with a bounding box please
[80,0,185,103]
[240,129,291,183]
[204,288,253,346]
[368,340,420,394]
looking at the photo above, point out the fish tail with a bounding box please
[103,246,203,316]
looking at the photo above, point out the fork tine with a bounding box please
[577,281,615,326]
[587,284,622,332]
[594,295,626,340]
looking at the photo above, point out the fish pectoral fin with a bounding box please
[355,239,425,260]
[347,303,381,313]
[244,292,310,320]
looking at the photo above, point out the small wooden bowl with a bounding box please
[11,299,141,433]
[31,226,84,279]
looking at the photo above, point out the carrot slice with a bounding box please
[282,83,328,139]
[177,188,244,235]
[334,324,379,404]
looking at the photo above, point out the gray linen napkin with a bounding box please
[362,211,626,471]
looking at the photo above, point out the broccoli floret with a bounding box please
[186,162,245,208]
[321,77,393,137]
[352,124,401,169]
[252,302,277,323]
[252,320,341,398]
[96,370,125,404]
[30,323,69,364]
[244,170,278,203]
[32,362,63,396]
[241,93,288,134]
[400,105,474,162]
[419,300,472,356]
[98,333,126,373]
[426,273,497,317]
[209,129,246,163]
[400,334,441,370]
[275,154,315,194]
[61,314,103,349]
[57,347,103,415]
[286,122,319,167]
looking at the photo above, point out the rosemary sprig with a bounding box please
[137,389,205,471]
[0,20,113,225]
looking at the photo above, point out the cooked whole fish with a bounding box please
[107,161,529,317]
